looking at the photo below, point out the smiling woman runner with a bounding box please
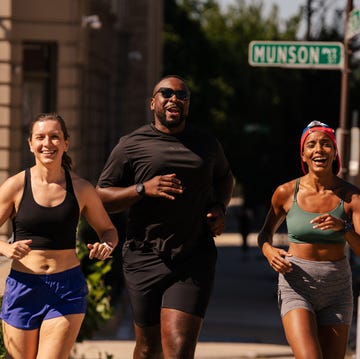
[258,121,360,359]
[0,112,118,359]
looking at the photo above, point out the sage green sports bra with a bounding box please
[286,178,349,244]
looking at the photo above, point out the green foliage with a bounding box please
[76,240,114,342]
[164,0,358,217]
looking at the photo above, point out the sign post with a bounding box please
[248,41,344,69]
[347,8,360,39]
[339,0,354,180]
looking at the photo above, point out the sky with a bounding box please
[218,0,360,38]
[217,1,307,37]
[251,0,303,18]
[218,0,304,18]
[219,0,360,20]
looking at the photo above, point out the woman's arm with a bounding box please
[74,176,119,260]
[0,173,32,259]
[258,183,293,274]
[343,192,360,257]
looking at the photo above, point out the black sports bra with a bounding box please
[12,168,80,250]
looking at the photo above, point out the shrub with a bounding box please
[76,240,114,341]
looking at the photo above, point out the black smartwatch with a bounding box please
[135,183,145,197]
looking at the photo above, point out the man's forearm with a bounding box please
[95,185,141,213]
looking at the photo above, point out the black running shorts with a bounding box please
[122,242,217,327]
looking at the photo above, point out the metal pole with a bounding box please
[339,0,353,180]
[306,0,312,40]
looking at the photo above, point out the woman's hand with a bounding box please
[263,244,293,274]
[2,239,32,260]
[87,242,114,260]
[310,214,345,231]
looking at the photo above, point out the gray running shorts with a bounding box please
[278,256,353,325]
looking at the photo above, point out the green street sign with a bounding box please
[248,41,344,70]
[347,8,360,39]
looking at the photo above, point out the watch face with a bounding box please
[136,183,145,196]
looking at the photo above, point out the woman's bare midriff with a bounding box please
[11,248,80,274]
[288,242,346,261]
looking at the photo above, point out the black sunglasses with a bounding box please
[153,87,190,101]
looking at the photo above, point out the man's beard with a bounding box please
[156,110,186,129]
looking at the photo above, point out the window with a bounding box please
[22,42,57,167]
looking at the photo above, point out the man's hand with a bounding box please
[206,204,226,236]
[144,173,183,200]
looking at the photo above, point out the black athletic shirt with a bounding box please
[97,123,232,261]
[12,168,80,250]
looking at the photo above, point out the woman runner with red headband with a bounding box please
[258,121,360,359]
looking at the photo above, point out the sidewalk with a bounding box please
[71,340,295,359]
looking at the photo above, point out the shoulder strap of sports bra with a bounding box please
[293,178,300,203]
[25,167,30,184]
[64,169,75,194]
[24,167,32,193]
[20,167,34,202]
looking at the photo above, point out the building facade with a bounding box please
[0,0,163,239]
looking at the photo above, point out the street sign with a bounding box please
[347,8,360,40]
[248,41,344,70]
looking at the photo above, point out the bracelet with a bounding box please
[102,242,114,253]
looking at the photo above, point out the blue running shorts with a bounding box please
[0,266,88,330]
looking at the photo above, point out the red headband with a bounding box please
[300,126,341,175]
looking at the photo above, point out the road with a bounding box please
[200,238,286,345]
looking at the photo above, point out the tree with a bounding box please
[164,0,359,225]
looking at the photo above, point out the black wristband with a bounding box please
[344,220,354,233]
